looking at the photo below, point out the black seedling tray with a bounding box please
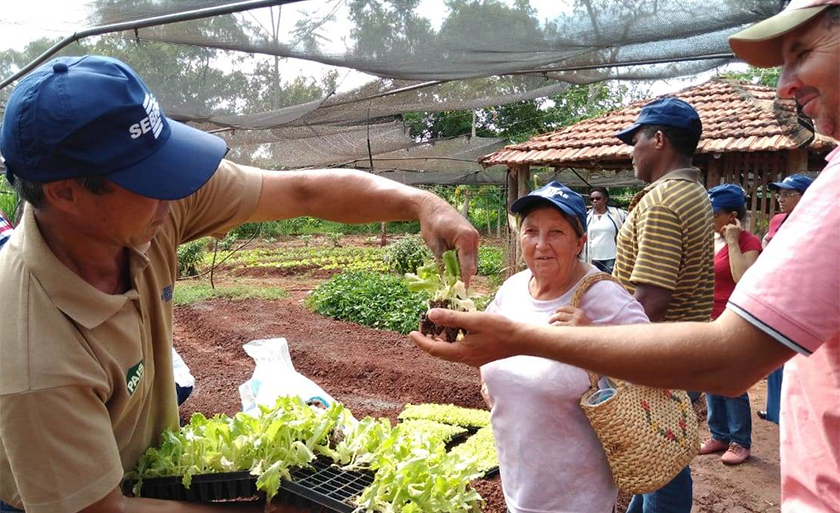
[482,466,499,478]
[123,457,374,513]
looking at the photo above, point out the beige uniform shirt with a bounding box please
[0,160,262,513]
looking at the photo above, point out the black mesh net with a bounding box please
[0,0,782,177]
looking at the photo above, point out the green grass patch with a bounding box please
[173,282,288,305]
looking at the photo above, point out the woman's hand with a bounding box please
[549,306,592,327]
[721,220,742,246]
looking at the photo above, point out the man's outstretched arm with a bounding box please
[248,168,479,285]
[411,308,793,396]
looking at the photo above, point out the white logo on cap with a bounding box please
[128,93,163,140]
[547,186,569,199]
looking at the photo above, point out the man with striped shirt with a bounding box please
[613,97,714,513]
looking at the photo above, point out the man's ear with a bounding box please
[654,130,667,150]
[41,180,80,214]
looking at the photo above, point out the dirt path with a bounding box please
[174,292,781,513]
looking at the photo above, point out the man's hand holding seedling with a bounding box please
[410,308,523,366]
[416,195,479,287]
[405,250,477,342]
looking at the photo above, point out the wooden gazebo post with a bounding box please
[504,164,531,277]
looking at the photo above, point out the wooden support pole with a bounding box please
[504,165,531,277]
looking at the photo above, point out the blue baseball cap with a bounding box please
[510,181,587,233]
[708,184,746,212]
[767,173,813,193]
[0,55,227,200]
[615,97,702,145]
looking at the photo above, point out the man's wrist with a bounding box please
[414,190,444,220]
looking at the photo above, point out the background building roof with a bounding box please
[480,79,837,169]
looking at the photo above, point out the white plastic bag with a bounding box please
[238,338,334,414]
[172,348,195,388]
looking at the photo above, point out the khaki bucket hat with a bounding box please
[729,0,839,67]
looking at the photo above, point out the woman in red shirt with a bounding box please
[698,184,762,465]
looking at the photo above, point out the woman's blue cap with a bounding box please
[615,97,702,145]
[767,174,813,193]
[708,184,746,211]
[510,181,588,232]
[0,55,227,200]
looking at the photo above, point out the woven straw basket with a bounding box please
[572,273,700,494]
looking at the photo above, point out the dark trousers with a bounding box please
[625,466,692,513]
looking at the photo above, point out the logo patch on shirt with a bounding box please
[161,285,173,302]
[126,360,145,396]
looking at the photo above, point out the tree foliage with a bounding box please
[719,66,781,88]
[404,82,631,142]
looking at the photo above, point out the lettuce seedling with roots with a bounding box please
[404,250,475,342]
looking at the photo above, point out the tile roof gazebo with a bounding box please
[480,79,836,238]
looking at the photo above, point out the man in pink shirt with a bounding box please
[413,2,840,511]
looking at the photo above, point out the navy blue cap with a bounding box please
[767,174,813,193]
[615,97,702,145]
[708,184,746,212]
[510,181,587,233]
[0,55,227,200]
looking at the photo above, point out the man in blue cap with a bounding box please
[611,97,713,513]
[413,1,840,511]
[0,55,479,513]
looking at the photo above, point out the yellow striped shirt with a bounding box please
[613,168,714,322]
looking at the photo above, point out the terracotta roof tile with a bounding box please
[480,79,837,167]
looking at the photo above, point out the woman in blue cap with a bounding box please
[479,182,648,513]
[759,173,813,423]
[698,184,762,465]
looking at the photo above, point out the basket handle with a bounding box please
[569,272,622,390]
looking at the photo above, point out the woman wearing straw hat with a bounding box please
[479,182,648,513]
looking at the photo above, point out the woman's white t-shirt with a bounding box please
[481,267,649,513]
[587,211,622,261]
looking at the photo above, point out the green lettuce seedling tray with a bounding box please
[123,457,374,513]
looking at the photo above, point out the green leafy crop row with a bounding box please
[450,427,499,474]
[306,271,429,334]
[217,246,389,274]
[398,403,491,429]
[399,419,468,447]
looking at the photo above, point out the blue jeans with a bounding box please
[765,366,783,424]
[625,466,692,513]
[176,384,193,406]
[706,392,752,448]
[0,501,23,512]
